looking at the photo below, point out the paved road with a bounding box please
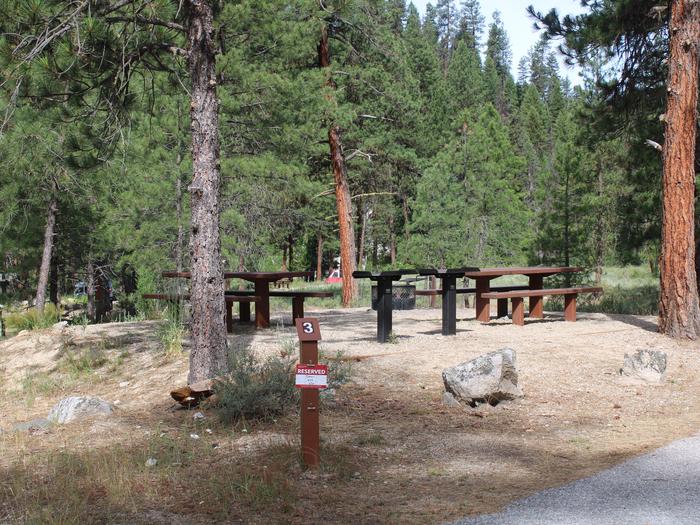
[449,433,700,525]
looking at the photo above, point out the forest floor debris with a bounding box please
[1,307,699,523]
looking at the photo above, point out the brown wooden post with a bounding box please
[528,275,544,318]
[295,318,322,469]
[225,301,233,333]
[564,294,577,322]
[497,298,508,318]
[254,279,270,328]
[429,276,437,308]
[511,297,525,326]
[239,302,251,322]
[475,278,491,322]
[292,296,304,321]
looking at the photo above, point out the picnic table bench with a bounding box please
[463,267,584,322]
[224,289,333,323]
[143,293,260,333]
[481,286,603,325]
[415,285,530,317]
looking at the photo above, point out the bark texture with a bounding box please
[316,234,324,280]
[659,0,700,339]
[319,25,357,306]
[86,260,95,322]
[186,0,229,383]
[35,196,57,311]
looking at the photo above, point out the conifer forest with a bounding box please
[0,0,698,341]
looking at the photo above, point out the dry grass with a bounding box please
[2,307,700,524]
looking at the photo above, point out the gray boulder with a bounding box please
[47,396,114,424]
[620,349,667,383]
[442,348,523,407]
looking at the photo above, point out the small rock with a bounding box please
[205,428,213,434]
[119,381,130,388]
[193,411,205,421]
[12,418,50,433]
[52,321,69,330]
[442,391,463,408]
[113,400,121,405]
[145,458,157,467]
[620,349,667,383]
[47,396,114,424]
[190,433,200,440]
[442,348,523,407]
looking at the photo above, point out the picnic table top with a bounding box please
[163,270,313,281]
[463,266,584,278]
[352,269,418,279]
[418,267,480,276]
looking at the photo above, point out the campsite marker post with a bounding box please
[294,317,326,469]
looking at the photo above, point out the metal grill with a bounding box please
[371,284,416,311]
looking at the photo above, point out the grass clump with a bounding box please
[214,347,297,423]
[158,316,186,357]
[5,303,62,331]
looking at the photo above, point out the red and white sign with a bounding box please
[295,364,328,389]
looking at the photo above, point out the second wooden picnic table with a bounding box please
[463,266,583,322]
[162,270,314,328]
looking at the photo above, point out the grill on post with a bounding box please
[371,284,416,310]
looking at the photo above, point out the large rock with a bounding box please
[620,349,667,383]
[442,348,523,407]
[47,396,114,424]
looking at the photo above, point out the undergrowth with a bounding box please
[4,304,62,331]
[214,346,297,423]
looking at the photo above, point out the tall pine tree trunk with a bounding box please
[319,25,357,306]
[358,200,367,268]
[186,0,228,383]
[316,235,324,281]
[35,195,57,311]
[49,256,58,305]
[659,0,700,339]
[86,260,95,322]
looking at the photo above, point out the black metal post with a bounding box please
[441,275,457,335]
[376,277,393,343]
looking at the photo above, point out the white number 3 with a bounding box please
[302,322,314,334]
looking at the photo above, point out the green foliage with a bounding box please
[4,304,62,331]
[0,0,670,318]
[214,347,297,423]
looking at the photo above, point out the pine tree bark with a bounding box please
[35,196,57,311]
[319,25,357,306]
[49,256,58,305]
[86,260,95,322]
[316,234,324,280]
[186,0,229,383]
[659,0,700,339]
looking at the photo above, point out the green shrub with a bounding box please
[5,304,62,331]
[214,347,297,423]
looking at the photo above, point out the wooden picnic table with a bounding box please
[162,270,314,328]
[463,266,584,322]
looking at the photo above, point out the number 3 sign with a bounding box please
[295,317,321,342]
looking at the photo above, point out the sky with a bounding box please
[410,0,587,85]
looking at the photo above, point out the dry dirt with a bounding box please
[2,307,700,524]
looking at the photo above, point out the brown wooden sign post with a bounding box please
[294,317,325,469]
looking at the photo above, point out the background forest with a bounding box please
[0,0,668,312]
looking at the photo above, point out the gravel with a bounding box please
[448,433,700,525]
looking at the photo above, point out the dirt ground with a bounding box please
[2,306,700,524]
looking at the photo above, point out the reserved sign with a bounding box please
[295,364,328,389]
